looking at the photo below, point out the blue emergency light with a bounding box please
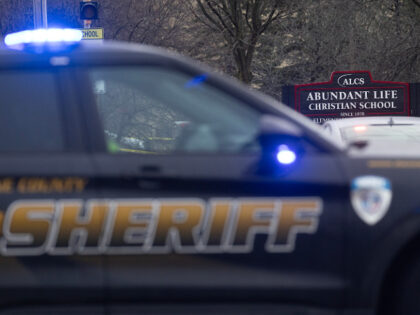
[4,29,83,50]
[276,145,297,165]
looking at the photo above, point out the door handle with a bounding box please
[137,178,161,190]
[139,165,161,175]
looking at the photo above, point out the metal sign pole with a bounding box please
[33,0,42,28]
[33,0,48,28]
[42,0,48,28]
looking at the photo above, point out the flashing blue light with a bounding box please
[185,74,208,88]
[4,29,82,48]
[276,145,297,165]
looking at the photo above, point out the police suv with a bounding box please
[0,29,418,315]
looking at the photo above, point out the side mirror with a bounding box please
[259,115,304,137]
[256,115,305,175]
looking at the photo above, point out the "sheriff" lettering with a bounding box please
[0,198,322,256]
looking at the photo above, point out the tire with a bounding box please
[384,255,420,315]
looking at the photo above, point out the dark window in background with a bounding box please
[0,71,64,152]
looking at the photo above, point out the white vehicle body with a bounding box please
[322,116,420,146]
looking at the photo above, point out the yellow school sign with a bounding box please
[80,28,104,40]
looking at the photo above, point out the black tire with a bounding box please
[383,255,420,315]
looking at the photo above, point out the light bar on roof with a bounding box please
[4,28,83,48]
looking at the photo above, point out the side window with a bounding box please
[88,67,261,154]
[0,70,64,152]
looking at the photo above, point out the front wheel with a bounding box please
[382,255,420,315]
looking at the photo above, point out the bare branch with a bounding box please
[204,0,235,37]
[196,0,224,32]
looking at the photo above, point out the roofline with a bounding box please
[0,39,343,154]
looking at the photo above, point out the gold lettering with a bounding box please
[153,201,204,250]
[0,178,13,193]
[368,160,393,168]
[267,200,321,251]
[203,200,231,247]
[17,178,27,193]
[73,178,88,192]
[395,160,420,168]
[3,201,54,253]
[109,201,153,249]
[50,178,64,193]
[52,201,108,253]
[231,201,274,248]
[16,178,88,194]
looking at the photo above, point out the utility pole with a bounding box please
[33,0,48,29]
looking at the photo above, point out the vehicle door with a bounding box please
[79,61,348,311]
[0,65,105,312]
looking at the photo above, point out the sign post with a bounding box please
[286,71,410,124]
[33,0,48,29]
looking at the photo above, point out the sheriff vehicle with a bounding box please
[0,29,419,315]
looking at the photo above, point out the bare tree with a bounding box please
[101,0,188,48]
[0,0,33,37]
[0,0,418,101]
[249,0,420,100]
[190,0,289,83]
